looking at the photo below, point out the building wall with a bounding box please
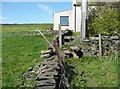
[53,10,74,31]
[74,6,81,32]
[53,0,83,32]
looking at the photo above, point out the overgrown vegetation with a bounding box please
[88,2,120,36]
[2,24,53,87]
[73,32,80,36]
[65,55,118,88]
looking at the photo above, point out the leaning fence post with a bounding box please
[59,24,62,49]
[37,28,54,49]
[99,34,102,56]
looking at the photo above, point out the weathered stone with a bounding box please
[91,44,97,50]
[82,50,91,56]
[64,36,80,40]
[110,36,119,40]
[36,73,57,81]
[36,75,54,80]
[83,39,91,42]
[63,48,67,50]
[40,54,50,59]
[31,70,35,73]
[40,64,53,70]
[42,71,58,76]
[64,29,73,36]
[91,51,97,55]
[36,79,56,86]
[42,60,58,66]
[89,37,99,40]
[40,61,58,71]
[82,44,90,50]
[64,50,71,54]
[70,46,80,51]
[71,52,79,59]
[41,66,58,74]
[41,50,52,54]
[36,86,55,89]
[45,56,54,61]
[28,67,33,71]
[65,42,81,46]
[64,36,72,40]
[74,50,83,58]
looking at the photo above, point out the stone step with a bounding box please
[64,36,80,40]
[63,48,67,50]
[63,50,71,55]
[70,46,80,51]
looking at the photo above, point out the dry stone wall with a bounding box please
[62,30,119,57]
[82,36,119,56]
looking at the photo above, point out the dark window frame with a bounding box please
[60,16,69,26]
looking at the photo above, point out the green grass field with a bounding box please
[2,24,119,88]
[2,24,53,87]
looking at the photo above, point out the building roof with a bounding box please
[53,9,73,14]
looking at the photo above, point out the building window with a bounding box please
[60,16,69,26]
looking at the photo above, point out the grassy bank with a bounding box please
[65,55,118,88]
[2,24,53,87]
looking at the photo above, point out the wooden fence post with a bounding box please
[99,34,102,56]
[59,24,62,49]
[37,28,54,49]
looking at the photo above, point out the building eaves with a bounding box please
[53,9,73,14]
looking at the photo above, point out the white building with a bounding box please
[53,0,82,32]
[53,0,98,32]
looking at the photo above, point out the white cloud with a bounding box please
[38,4,49,10]
[37,4,53,14]
[0,17,7,21]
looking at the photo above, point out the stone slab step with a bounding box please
[63,48,67,50]
[63,50,71,54]
[70,46,80,51]
[64,36,80,39]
